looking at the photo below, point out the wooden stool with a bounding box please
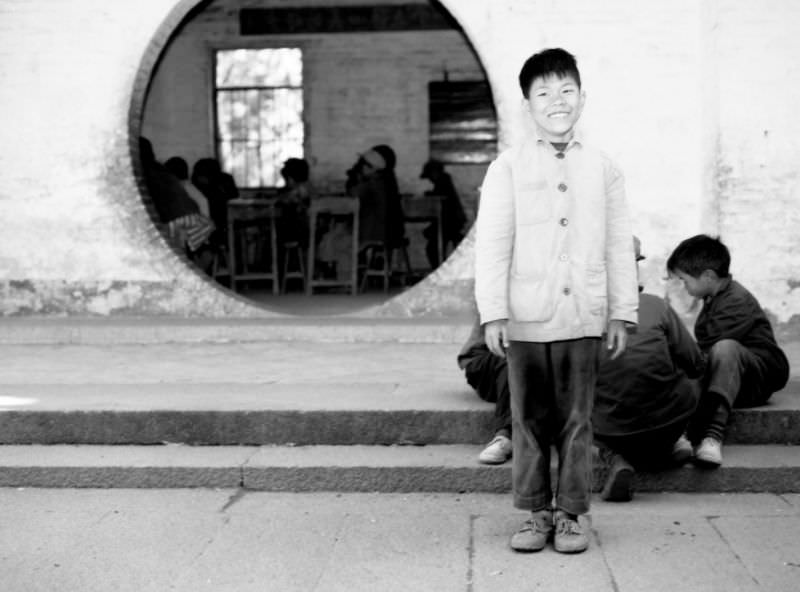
[211,244,230,285]
[359,241,412,293]
[281,241,306,293]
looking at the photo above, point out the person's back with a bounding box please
[165,156,210,218]
[594,293,704,444]
[667,234,790,467]
[140,141,199,224]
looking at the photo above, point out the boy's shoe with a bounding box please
[671,434,694,465]
[694,437,723,467]
[509,510,553,552]
[478,434,512,464]
[600,453,635,502]
[553,511,589,554]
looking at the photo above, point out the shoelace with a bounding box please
[520,518,551,534]
[556,518,582,536]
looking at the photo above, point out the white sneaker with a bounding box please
[694,437,723,467]
[671,434,694,465]
[478,434,512,464]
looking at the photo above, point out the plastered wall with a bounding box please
[0,0,798,334]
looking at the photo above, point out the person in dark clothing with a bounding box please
[593,237,706,501]
[420,159,467,267]
[347,147,406,250]
[276,157,311,247]
[139,138,214,260]
[140,138,200,224]
[457,317,512,464]
[191,158,239,246]
[667,234,790,467]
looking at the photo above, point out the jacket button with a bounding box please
[563,287,571,295]
[558,183,568,192]
[555,152,565,159]
[559,217,568,226]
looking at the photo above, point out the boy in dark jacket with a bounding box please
[666,234,790,467]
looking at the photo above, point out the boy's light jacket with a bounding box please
[474,134,638,342]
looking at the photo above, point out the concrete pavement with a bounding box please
[3,489,800,592]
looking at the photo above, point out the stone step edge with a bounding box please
[0,318,474,345]
[1,407,798,445]
[0,444,798,493]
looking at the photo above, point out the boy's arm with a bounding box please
[696,290,763,350]
[603,162,639,328]
[474,156,514,326]
[663,301,705,378]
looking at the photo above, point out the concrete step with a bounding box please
[1,444,798,494]
[0,317,473,345]
[1,387,798,446]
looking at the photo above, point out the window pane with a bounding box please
[216,48,302,87]
[215,48,304,188]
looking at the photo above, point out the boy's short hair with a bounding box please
[281,158,309,183]
[164,156,189,180]
[518,48,582,98]
[666,234,731,278]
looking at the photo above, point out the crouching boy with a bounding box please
[666,234,790,466]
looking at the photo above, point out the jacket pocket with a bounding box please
[586,263,608,315]
[509,275,557,322]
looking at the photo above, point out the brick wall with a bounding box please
[141,0,488,216]
[0,0,798,332]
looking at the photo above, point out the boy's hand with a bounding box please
[484,319,509,358]
[606,319,628,360]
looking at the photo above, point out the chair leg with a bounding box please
[359,246,372,293]
[383,246,391,293]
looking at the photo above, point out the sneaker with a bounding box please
[553,511,589,554]
[510,510,553,552]
[671,434,694,465]
[600,453,634,502]
[694,437,723,467]
[478,434,512,464]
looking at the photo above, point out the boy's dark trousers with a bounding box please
[463,353,511,437]
[689,338,771,442]
[507,338,600,516]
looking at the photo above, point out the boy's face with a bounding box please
[524,74,585,143]
[673,269,714,299]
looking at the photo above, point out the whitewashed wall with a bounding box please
[0,0,797,332]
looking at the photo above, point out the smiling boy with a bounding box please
[474,48,639,553]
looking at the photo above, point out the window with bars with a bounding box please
[215,48,304,188]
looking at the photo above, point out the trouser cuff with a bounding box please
[513,492,551,512]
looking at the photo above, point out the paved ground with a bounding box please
[1,328,798,590]
[3,489,800,592]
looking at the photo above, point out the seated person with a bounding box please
[276,157,311,248]
[666,234,790,467]
[140,138,199,225]
[192,157,239,246]
[347,147,406,250]
[164,156,210,218]
[139,138,215,262]
[457,316,512,464]
[593,236,706,502]
[420,159,467,267]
